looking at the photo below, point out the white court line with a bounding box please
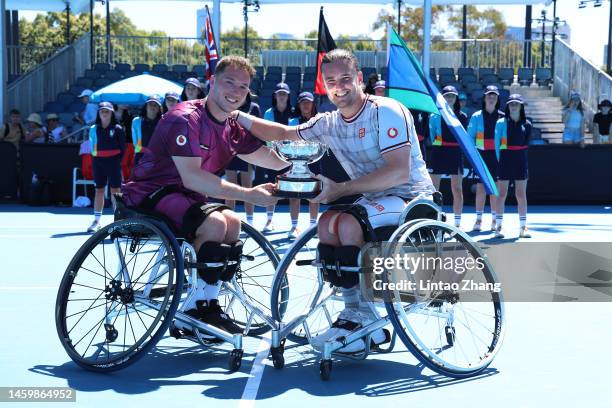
[0,234,51,238]
[238,332,271,408]
[0,286,57,290]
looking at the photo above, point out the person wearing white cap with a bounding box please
[373,80,386,97]
[562,92,585,146]
[24,113,46,143]
[87,102,126,232]
[494,94,532,239]
[132,94,163,165]
[75,89,98,127]
[45,113,66,143]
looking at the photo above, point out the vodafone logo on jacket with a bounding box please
[387,127,398,138]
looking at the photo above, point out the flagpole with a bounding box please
[315,7,323,108]
[205,5,219,58]
[422,0,432,75]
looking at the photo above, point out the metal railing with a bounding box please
[7,34,91,118]
[7,45,61,78]
[553,37,612,123]
[92,35,551,72]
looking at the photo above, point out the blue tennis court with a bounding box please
[1,203,610,407]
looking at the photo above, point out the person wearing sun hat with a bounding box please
[87,101,126,232]
[132,94,163,165]
[24,113,46,143]
[45,113,66,143]
[429,85,469,228]
[494,93,532,239]
[467,84,505,233]
[593,98,612,144]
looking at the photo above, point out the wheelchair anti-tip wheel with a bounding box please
[270,226,347,345]
[55,218,184,372]
[215,221,281,336]
[382,219,505,378]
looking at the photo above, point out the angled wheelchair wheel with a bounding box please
[382,219,505,378]
[270,226,345,345]
[217,221,281,336]
[55,218,184,372]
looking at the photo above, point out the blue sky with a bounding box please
[22,1,609,67]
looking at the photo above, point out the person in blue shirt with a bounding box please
[87,102,126,232]
[429,85,469,228]
[467,85,505,232]
[132,95,163,165]
[494,94,532,239]
[562,92,585,145]
[262,83,300,238]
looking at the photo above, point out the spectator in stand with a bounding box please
[429,86,468,228]
[263,82,301,238]
[132,95,163,165]
[45,113,66,143]
[87,102,126,232]
[75,89,97,127]
[373,80,386,96]
[363,73,379,95]
[115,104,134,180]
[24,113,46,143]
[293,91,321,229]
[0,109,25,150]
[495,94,532,239]
[593,99,612,144]
[181,78,205,101]
[468,85,505,234]
[163,91,180,113]
[225,93,261,225]
[562,92,585,146]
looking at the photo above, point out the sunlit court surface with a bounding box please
[1,204,611,407]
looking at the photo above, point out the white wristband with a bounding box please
[236,111,254,131]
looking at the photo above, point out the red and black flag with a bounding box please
[315,7,336,96]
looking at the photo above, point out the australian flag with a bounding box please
[203,5,219,79]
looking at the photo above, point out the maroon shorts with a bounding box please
[153,191,208,234]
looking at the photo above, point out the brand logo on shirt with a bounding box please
[358,128,366,138]
[200,144,209,150]
[387,127,398,138]
[176,134,187,146]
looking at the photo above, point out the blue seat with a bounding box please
[304,66,316,75]
[518,68,533,86]
[67,101,84,114]
[172,64,188,73]
[104,70,122,82]
[535,68,552,86]
[457,67,475,79]
[84,69,101,79]
[478,67,495,79]
[94,78,111,88]
[163,71,180,81]
[152,64,169,73]
[94,62,111,73]
[192,65,206,77]
[498,68,514,85]
[438,67,455,78]
[266,66,282,76]
[134,63,150,73]
[57,92,76,107]
[286,66,301,75]
[115,63,131,74]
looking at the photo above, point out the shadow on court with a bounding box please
[29,340,498,400]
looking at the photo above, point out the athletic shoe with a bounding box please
[203,299,244,334]
[494,226,505,239]
[263,220,275,232]
[173,302,223,343]
[472,220,482,232]
[519,227,532,238]
[490,220,497,232]
[87,220,101,233]
[287,226,300,240]
[310,308,387,354]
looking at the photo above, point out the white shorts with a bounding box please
[354,194,433,229]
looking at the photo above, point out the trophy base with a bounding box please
[274,177,321,199]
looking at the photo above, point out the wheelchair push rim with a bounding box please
[55,218,184,372]
[382,219,505,377]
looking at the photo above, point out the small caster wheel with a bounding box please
[319,359,332,381]
[445,326,456,346]
[229,349,243,372]
[104,324,118,342]
[270,349,285,369]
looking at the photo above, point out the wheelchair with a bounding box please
[55,197,282,373]
[268,193,506,380]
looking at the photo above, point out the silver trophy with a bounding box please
[273,140,328,198]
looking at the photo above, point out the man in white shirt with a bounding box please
[233,49,435,353]
[77,89,98,126]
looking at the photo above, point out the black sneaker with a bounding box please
[203,299,244,335]
[174,303,224,343]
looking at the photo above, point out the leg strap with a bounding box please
[327,204,376,242]
[317,243,361,289]
[219,241,243,282]
[196,242,231,285]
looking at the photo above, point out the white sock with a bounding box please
[341,286,360,310]
[203,281,222,301]
[94,211,102,222]
[183,278,207,310]
[454,214,461,226]
[267,211,274,222]
[496,214,503,228]
[492,212,497,224]
[520,215,527,229]
[475,211,483,222]
[291,219,298,228]
[310,218,317,226]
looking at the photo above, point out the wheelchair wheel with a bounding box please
[218,221,281,336]
[382,219,505,378]
[270,226,345,345]
[55,218,184,372]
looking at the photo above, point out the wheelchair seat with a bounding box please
[113,194,186,239]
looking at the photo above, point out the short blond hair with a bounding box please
[214,55,256,78]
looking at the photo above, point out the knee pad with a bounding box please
[196,242,231,284]
[317,244,360,289]
[219,241,243,282]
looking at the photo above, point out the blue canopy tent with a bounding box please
[90,73,183,105]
